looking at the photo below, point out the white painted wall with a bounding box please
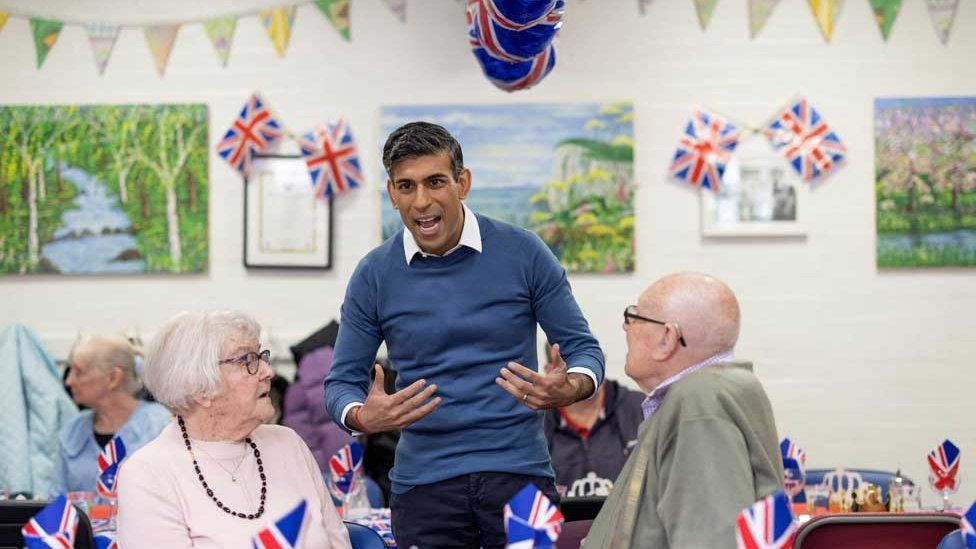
[1,0,973,507]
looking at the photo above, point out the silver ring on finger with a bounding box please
[522,393,529,403]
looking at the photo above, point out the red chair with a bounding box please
[556,519,593,549]
[792,512,960,549]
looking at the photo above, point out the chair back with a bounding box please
[0,501,94,549]
[559,496,606,522]
[793,512,960,549]
[936,530,966,549]
[556,519,593,549]
[344,521,386,549]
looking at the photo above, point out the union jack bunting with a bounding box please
[252,499,307,549]
[328,441,364,495]
[779,438,807,468]
[961,500,976,549]
[298,117,364,199]
[669,108,743,192]
[735,490,797,549]
[96,435,126,499]
[93,531,118,549]
[21,495,79,549]
[504,483,564,548]
[469,0,563,62]
[217,92,284,176]
[765,97,846,182]
[927,439,961,493]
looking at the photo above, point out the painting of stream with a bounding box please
[0,104,208,275]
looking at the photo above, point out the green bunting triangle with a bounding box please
[869,0,903,41]
[314,0,351,41]
[30,18,64,68]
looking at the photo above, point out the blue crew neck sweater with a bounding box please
[325,214,605,493]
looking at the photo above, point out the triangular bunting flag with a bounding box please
[314,0,351,41]
[637,0,652,15]
[30,18,64,68]
[807,0,844,41]
[382,0,407,23]
[203,17,237,67]
[869,0,902,41]
[0,11,9,35]
[693,0,719,29]
[85,24,120,75]
[926,0,959,45]
[261,6,298,56]
[749,0,781,38]
[143,24,180,76]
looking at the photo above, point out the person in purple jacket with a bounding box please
[325,122,605,548]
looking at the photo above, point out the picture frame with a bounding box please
[244,154,332,269]
[700,141,806,238]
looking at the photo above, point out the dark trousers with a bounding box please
[390,472,560,549]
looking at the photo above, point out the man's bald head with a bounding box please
[638,272,740,363]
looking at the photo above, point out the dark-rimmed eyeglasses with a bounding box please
[623,305,687,347]
[218,349,271,375]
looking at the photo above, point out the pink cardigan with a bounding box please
[117,420,351,548]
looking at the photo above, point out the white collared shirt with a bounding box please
[401,202,482,264]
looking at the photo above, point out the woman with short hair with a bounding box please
[117,310,350,547]
[53,334,169,496]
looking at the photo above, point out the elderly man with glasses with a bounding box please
[584,272,784,549]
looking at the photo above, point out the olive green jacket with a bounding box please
[583,361,783,549]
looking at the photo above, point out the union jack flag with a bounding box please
[961,500,976,549]
[96,436,126,499]
[328,441,364,495]
[735,491,797,549]
[779,438,807,469]
[93,531,118,549]
[669,108,743,192]
[252,499,306,549]
[765,97,846,182]
[469,0,563,62]
[298,117,363,199]
[504,484,564,548]
[927,439,960,493]
[217,93,284,176]
[21,495,79,549]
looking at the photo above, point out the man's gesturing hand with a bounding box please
[351,364,440,433]
[495,343,594,410]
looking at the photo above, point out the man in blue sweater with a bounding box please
[325,122,605,548]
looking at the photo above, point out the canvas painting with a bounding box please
[875,97,976,268]
[0,104,208,274]
[380,102,635,273]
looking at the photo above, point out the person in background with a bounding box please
[584,272,783,548]
[117,310,350,548]
[542,343,644,497]
[52,334,169,496]
[325,121,605,548]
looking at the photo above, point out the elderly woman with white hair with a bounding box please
[117,311,350,548]
[53,334,169,496]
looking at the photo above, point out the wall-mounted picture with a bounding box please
[380,102,636,273]
[701,138,805,237]
[0,104,208,275]
[244,155,332,269]
[876,97,976,268]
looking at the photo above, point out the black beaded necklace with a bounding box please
[177,416,267,520]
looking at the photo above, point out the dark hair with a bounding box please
[382,121,464,180]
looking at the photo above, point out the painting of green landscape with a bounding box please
[0,104,208,275]
[875,97,976,268]
[380,102,635,273]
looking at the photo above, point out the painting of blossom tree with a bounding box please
[875,97,976,268]
[0,104,208,275]
[380,102,635,273]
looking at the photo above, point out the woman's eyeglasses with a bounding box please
[218,349,271,375]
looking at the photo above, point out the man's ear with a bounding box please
[650,328,680,362]
[457,168,472,200]
[386,180,398,209]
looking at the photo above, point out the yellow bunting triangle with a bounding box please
[260,6,297,57]
[144,24,180,77]
[0,11,9,35]
[807,0,844,41]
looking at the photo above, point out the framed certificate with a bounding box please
[244,155,332,269]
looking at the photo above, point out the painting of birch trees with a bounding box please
[0,104,208,274]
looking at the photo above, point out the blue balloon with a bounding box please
[471,0,563,61]
[481,0,557,26]
[472,44,556,92]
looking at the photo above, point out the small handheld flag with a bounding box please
[669,108,743,192]
[928,439,961,493]
[765,97,846,182]
[961,500,975,549]
[252,499,307,549]
[21,495,79,549]
[328,440,364,496]
[96,436,126,499]
[504,483,563,548]
[217,92,284,176]
[735,490,797,549]
[298,117,364,199]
